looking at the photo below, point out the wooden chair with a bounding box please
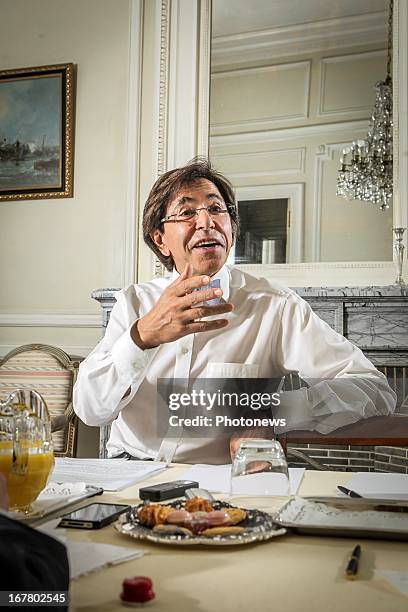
[0,343,81,457]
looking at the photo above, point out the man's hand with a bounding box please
[131,264,234,349]
[0,474,8,510]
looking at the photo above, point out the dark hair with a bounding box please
[142,158,239,271]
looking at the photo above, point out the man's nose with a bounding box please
[195,208,215,229]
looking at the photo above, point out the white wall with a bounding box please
[0,0,135,456]
[0,0,132,357]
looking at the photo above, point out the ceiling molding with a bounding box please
[211,11,387,67]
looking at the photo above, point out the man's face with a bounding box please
[152,179,233,276]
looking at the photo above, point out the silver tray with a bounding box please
[115,500,286,546]
[274,497,408,541]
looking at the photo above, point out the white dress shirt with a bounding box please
[73,266,396,463]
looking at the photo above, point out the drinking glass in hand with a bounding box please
[230,439,290,497]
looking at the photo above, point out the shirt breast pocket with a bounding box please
[205,362,259,378]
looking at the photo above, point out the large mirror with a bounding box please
[209,0,393,264]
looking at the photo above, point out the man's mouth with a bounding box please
[191,238,223,250]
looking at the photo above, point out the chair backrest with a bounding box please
[376,365,408,415]
[0,343,81,457]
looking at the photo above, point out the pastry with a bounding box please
[205,510,230,526]
[201,526,245,537]
[166,509,192,525]
[137,503,172,527]
[184,497,213,513]
[152,524,193,536]
[225,507,247,525]
[184,511,211,534]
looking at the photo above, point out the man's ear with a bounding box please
[151,229,171,257]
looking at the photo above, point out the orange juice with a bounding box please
[0,441,54,510]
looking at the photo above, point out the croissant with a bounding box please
[225,507,247,525]
[137,503,172,527]
[184,497,213,513]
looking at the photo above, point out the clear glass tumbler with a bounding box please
[230,439,290,497]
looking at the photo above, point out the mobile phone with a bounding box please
[58,502,131,529]
[139,480,199,502]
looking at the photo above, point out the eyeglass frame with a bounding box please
[160,202,233,224]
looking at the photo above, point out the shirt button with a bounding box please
[133,358,145,369]
[181,346,189,355]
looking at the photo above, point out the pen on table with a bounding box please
[337,485,363,498]
[345,545,362,580]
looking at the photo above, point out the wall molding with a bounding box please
[211,11,387,67]
[124,0,143,285]
[0,314,101,328]
[311,140,367,262]
[212,147,305,179]
[210,119,369,147]
[0,345,94,358]
[236,261,405,288]
[317,49,387,118]
[138,0,212,283]
[210,61,310,135]
[394,0,408,232]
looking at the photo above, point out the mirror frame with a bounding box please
[138,0,407,287]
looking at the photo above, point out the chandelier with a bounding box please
[336,0,393,210]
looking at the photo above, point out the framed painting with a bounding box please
[0,63,74,201]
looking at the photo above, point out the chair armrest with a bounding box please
[51,414,68,433]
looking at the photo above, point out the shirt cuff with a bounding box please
[111,325,158,383]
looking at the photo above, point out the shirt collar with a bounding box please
[170,265,230,301]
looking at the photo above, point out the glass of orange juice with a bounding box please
[0,390,54,513]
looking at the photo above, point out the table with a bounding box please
[68,466,407,612]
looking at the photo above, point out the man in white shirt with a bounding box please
[73,160,395,463]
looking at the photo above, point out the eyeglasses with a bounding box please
[161,203,231,224]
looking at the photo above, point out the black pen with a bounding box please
[337,485,363,498]
[346,544,361,580]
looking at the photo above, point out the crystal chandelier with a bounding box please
[336,0,393,211]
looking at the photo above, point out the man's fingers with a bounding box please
[181,263,193,278]
[181,287,224,308]
[185,318,229,334]
[174,274,211,297]
[185,302,234,321]
[170,264,194,290]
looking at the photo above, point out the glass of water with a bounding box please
[230,439,290,497]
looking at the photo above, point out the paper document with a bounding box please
[51,458,166,491]
[182,464,305,495]
[375,570,408,596]
[38,521,145,579]
[278,497,408,533]
[345,472,408,500]
[68,541,145,579]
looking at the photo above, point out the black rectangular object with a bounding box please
[58,502,131,529]
[139,480,199,501]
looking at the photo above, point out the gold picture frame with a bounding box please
[0,63,74,201]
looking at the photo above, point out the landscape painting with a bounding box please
[0,63,74,201]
